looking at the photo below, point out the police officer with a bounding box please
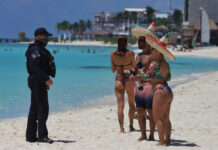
[25,28,56,144]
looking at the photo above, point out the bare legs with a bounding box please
[126,81,135,132]
[137,108,155,141]
[115,80,125,133]
[147,109,155,141]
[114,80,135,133]
[137,108,146,141]
[153,84,173,145]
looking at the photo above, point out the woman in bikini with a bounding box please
[110,35,136,133]
[137,34,175,145]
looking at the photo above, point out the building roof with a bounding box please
[124,8,146,12]
[93,12,116,17]
[194,19,218,30]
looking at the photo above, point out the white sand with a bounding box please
[134,46,218,59]
[172,47,218,59]
[1,47,218,150]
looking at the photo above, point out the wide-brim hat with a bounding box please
[131,22,159,40]
[146,33,176,60]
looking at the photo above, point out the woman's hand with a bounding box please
[138,67,145,74]
[129,74,142,81]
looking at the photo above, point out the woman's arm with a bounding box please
[160,57,171,81]
[110,52,116,73]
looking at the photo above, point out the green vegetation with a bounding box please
[56,19,93,41]
[173,9,183,27]
[96,37,137,45]
[146,6,155,24]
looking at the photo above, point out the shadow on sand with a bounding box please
[170,139,199,147]
[53,140,76,144]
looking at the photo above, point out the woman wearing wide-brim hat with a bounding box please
[136,33,175,145]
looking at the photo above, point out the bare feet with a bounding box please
[165,140,171,145]
[129,126,135,132]
[138,136,147,141]
[120,128,125,133]
[148,135,155,141]
[156,141,165,146]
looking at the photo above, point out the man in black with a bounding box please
[25,28,56,144]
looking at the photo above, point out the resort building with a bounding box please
[184,0,218,25]
[183,0,218,45]
[92,8,171,37]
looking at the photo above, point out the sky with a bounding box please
[0,0,184,38]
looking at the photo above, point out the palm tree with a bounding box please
[79,20,86,39]
[86,20,92,32]
[146,6,155,24]
[173,9,183,28]
[61,20,70,41]
[113,12,124,33]
[123,11,130,32]
[130,12,138,24]
[71,22,79,40]
[56,22,62,42]
[116,12,124,24]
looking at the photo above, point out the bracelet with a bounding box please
[141,72,148,80]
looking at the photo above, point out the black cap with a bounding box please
[34,28,53,37]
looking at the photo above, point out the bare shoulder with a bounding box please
[127,50,135,56]
[136,54,140,60]
[111,50,117,56]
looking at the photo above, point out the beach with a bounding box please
[0,47,218,150]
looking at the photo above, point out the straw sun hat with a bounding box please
[131,22,159,40]
[146,33,176,60]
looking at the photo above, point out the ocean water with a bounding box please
[1,43,218,119]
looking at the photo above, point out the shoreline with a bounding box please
[0,71,208,121]
[18,41,137,47]
[1,71,218,149]
[7,42,218,59]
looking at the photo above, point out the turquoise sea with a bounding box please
[1,43,218,119]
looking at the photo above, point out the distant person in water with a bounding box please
[87,48,90,53]
[110,35,136,133]
[52,50,57,54]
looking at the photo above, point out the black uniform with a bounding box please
[25,40,56,141]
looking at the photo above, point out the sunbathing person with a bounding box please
[110,35,136,133]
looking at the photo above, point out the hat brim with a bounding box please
[131,27,159,40]
[146,35,176,60]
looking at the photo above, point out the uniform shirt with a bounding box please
[25,41,52,83]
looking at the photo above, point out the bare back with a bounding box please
[111,50,136,78]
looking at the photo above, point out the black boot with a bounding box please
[37,137,53,144]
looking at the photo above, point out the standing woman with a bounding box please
[139,34,176,145]
[110,35,136,133]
